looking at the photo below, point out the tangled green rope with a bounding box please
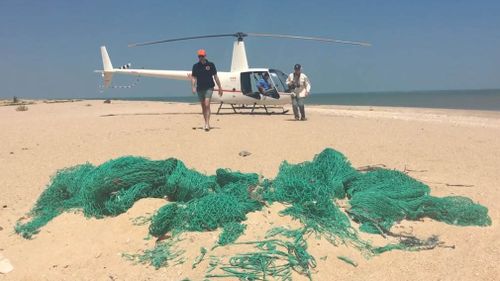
[15,148,491,280]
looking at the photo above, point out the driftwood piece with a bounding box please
[356,164,387,172]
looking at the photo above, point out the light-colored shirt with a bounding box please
[286,73,311,98]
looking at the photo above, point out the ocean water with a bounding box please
[115,89,500,111]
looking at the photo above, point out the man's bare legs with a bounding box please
[200,98,211,130]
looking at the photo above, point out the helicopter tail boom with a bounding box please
[96,46,192,89]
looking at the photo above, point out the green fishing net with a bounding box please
[150,192,248,236]
[345,169,491,234]
[263,149,367,249]
[15,148,491,279]
[218,222,247,246]
[207,227,316,280]
[122,238,185,269]
[16,157,261,239]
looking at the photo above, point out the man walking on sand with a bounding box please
[286,64,311,121]
[191,49,223,131]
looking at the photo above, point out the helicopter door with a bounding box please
[240,71,281,100]
[240,72,262,100]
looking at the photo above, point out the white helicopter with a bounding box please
[97,32,370,114]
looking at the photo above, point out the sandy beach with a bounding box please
[0,100,499,281]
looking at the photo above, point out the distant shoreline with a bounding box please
[98,89,500,111]
[3,88,500,111]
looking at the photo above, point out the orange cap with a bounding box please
[197,49,206,56]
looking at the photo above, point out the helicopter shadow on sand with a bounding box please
[100,110,291,118]
[100,112,201,117]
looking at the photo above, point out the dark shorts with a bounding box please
[197,88,213,101]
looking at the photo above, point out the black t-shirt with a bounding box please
[192,61,217,90]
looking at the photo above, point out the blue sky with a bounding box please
[1,0,499,98]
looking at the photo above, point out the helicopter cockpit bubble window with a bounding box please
[241,71,283,92]
[269,69,289,93]
[240,71,277,99]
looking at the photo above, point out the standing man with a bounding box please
[191,49,223,131]
[286,64,311,120]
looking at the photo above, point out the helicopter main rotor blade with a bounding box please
[128,33,243,47]
[128,32,370,47]
[246,33,371,47]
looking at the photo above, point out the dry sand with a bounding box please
[0,100,499,280]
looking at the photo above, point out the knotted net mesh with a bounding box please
[15,148,491,279]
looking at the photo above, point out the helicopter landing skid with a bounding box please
[216,102,289,115]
